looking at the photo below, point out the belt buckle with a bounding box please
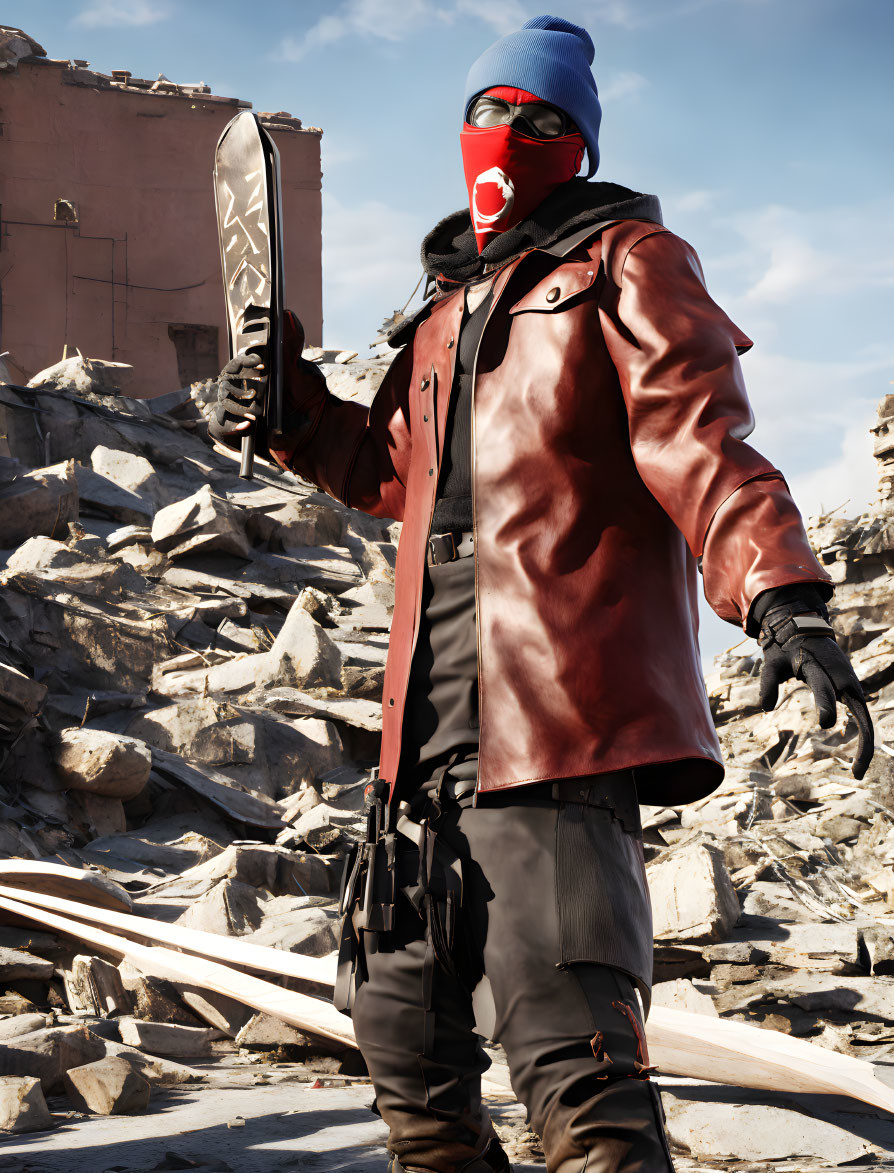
[428,532,457,566]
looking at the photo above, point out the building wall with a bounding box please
[0,57,323,397]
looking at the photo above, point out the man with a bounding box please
[210,15,873,1172]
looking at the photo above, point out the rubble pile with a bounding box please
[0,354,394,1132]
[0,361,894,1168]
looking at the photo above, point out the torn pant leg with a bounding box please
[507,963,675,1173]
[459,799,674,1173]
[350,859,506,1173]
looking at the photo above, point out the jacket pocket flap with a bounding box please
[508,264,598,314]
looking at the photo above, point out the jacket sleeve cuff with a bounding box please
[701,472,832,632]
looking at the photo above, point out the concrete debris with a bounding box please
[663,1093,874,1163]
[151,484,252,559]
[0,946,54,982]
[62,954,131,1018]
[647,842,740,943]
[0,360,893,1165]
[0,459,79,546]
[63,1054,151,1115]
[117,1018,218,1058]
[53,727,152,799]
[235,1011,310,1050]
[28,355,134,396]
[0,1074,54,1133]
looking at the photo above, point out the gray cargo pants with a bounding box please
[343,784,676,1173]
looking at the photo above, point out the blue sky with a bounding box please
[9,0,894,663]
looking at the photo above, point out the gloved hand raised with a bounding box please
[754,584,874,779]
[207,351,264,449]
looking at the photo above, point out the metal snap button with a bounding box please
[388,697,395,707]
[423,414,429,422]
[420,377,430,391]
[545,287,561,303]
[447,337,455,348]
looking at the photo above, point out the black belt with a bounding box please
[427,530,474,566]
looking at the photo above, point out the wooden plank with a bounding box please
[0,893,354,1048]
[4,880,894,1115]
[0,884,333,985]
[647,1004,894,1116]
[0,862,132,912]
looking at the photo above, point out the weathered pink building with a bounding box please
[0,29,323,397]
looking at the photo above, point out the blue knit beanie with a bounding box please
[464,15,602,177]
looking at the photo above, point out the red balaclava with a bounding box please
[461,86,585,253]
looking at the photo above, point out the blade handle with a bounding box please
[239,432,256,479]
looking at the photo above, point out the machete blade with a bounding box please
[213,110,285,478]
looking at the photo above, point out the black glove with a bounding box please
[754,584,874,780]
[207,351,265,449]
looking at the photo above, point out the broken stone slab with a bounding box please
[73,462,155,525]
[286,802,358,848]
[118,963,203,1027]
[69,790,128,838]
[90,445,172,507]
[105,523,154,553]
[151,485,251,559]
[28,355,134,396]
[0,460,79,547]
[0,662,47,716]
[62,955,132,1018]
[647,842,740,944]
[650,979,719,1017]
[63,1054,150,1115]
[176,988,252,1037]
[152,606,344,697]
[243,896,339,958]
[0,1074,54,1133]
[126,699,344,800]
[235,1011,310,1050]
[117,1018,217,1059]
[661,1092,873,1164]
[4,537,142,600]
[739,881,827,923]
[0,1014,50,1041]
[174,879,266,937]
[0,947,54,983]
[84,824,225,874]
[261,686,382,733]
[53,728,152,800]
[748,973,894,1021]
[143,843,311,902]
[147,748,284,829]
[0,1024,106,1092]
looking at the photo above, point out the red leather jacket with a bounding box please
[270,220,829,805]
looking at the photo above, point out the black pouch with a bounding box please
[333,786,398,1014]
[334,841,364,1014]
[552,775,653,996]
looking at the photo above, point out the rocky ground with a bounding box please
[0,354,894,1169]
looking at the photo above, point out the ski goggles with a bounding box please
[466,95,573,140]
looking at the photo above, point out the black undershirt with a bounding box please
[430,284,494,534]
[398,282,493,801]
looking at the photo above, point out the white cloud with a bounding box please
[74,0,170,27]
[669,188,722,215]
[322,194,426,348]
[598,69,648,102]
[279,0,440,60]
[789,415,879,521]
[454,0,532,34]
[712,203,894,313]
